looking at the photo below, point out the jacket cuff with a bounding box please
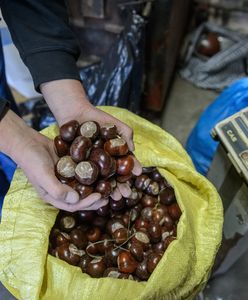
[25,50,81,92]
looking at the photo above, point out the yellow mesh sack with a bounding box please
[0,107,223,300]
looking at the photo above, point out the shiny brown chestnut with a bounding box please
[59,215,76,232]
[92,138,104,149]
[116,173,133,183]
[54,136,70,157]
[70,136,92,162]
[146,181,159,196]
[117,251,138,274]
[164,236,176,250]
[60,120,79,142]
[78,210,95,222]
[89,148,113,177]
[86,243,99,256]
[79,121,100,140]
[168,203,182,220]
[159,187,176,205]
[96,234,112,254]
[197,32,220,57]
[96,203,110,217]
[105,245,121,267]
[150,170,163,182]
[86,226,101,243]
[106,218,125,236]
[56,243,82,266]
[141,195,157,208]
[141,166,156,174]
[95,180,112,197]
[109,197,125,211]
[70,228,88,249]
[92,216,108,230]
[125,189,140,207]
[86,257,106,278]
[56,156,76,180]
[135,175,151,191]
[162,212,174,230]
[113,228,128,245]
[131,231,150,250]
[152,241,165,252]
[104,137,129,156]
[152,208,165,224]
[148,222,162,243]
[141,207,153,222]
[116,155,134,176]
[75,161,99,185]
[135,259,150,281]
[134,218,149,231]
[147,252,163,273]
[100,123,118,140]
[75,184,93,200]
[79,254,92,272]
[54,231,71,247]
[129,242,144,262]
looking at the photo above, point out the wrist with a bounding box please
[40,79,93,126]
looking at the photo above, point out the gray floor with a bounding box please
[0,75,245,299]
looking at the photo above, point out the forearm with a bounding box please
[40,79,92,126]
[0,110,41,163]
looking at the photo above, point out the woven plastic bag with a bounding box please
[0,107,223,300]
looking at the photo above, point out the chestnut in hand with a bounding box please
[95,180,112,197]
[116,155,134,176]
[100,123,118,140]
[54,136,70,157]
[60,120,79,142]
[75,184,93,200]
[135,175,151,191]
[70,136,92,162]
[56,156,76,180]
[79,121,100,140]
[104,138,129,156]
[75,161,99,185]
[89,148,113,178]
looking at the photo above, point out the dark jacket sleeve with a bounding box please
[1,0,81,92]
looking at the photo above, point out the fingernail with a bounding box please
[65,191,79,204]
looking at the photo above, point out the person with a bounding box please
[0,0,141,212]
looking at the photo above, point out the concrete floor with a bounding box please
[0,75,246,299]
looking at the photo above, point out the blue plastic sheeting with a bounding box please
[186,78,248,175]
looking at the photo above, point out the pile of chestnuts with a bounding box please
[49,120,182,281]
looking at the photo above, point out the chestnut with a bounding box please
[75,161,99,185]
[89,148,113,178]
[159,187,176,205]
[92,138,104,149]
[116,174,133,183]
[86,243,99,256]
[59,215,76,232]
[146,181,159,196]
[106,218,125,236]
[56,243,81,266]
[161,227,171,241]
[141,195,157,208]
[79,254,92,272]
[86,227,101,243]
[164,236,176,250]
[148,222,162,243]
[78,210,95,222]
[141,207,153,222]
[70,228,88,249]
[86,257,106,278]
[135,175,151,191]
[109,197,125,211]
[56,156,76,180]
[97,234,112,254]
[54,231,71,247]
[113,228,128,244]
[135,259,150,281]
[54,135,70,157]
[116,155,134,176]
[134,218,149,231]
[150,170,163,182]
[162,213,174,230]
[97,203,110,217]
[104,138,129,156]
[152,241,165,253]
[117,251,138,274]
[70,136,92,162]
[79,121,100,140]
[159,179,170,191]
[95,180,112,197]
[60,120,79,142]
[152,208,165,224]
[131,231,150,250]
[100,123,118,140]
[147,252,163,273]
[103,267,121,278]
[129,242,144,262]
[105,245,121,267]
[92,216,108,230]
[122,213,131,228]
[141,166,156,174]
[168,203,181,220]
[75,184,93,200]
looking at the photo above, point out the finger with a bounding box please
[117,125,134,152]
[110,187,122,201]
[83,198,109,210]
[117,182,132,198]
[37,169,79,204]
[131,156,142,176]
